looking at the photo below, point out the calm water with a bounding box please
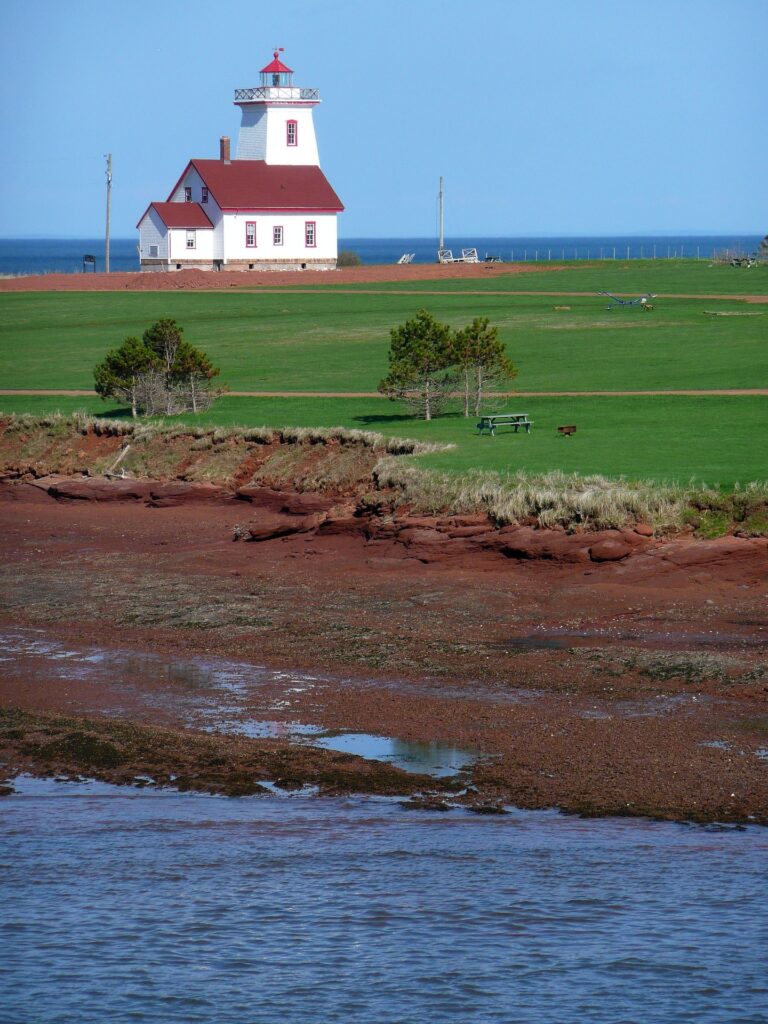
[0,234,761,275]
[1,777,766,1024]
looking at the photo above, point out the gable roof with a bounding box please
[137,202,214,229]
[172,160,344,213]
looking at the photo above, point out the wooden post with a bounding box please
[438,176,444,260]
[105,153,112,273]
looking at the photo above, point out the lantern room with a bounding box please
[261,49,293,88]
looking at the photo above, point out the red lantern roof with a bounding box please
[260,49,293,75]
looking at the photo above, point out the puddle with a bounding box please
[535,627,768,651]
[586,693,716,719]
[495,636,568,652]
[311,732,481,777]
[217,719,323,740]
[212,718,482,777]
[0,628,322,697]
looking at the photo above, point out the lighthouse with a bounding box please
[234,50,321,166]
[137,50,343,272]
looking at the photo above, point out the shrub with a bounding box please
[337,250,362,267]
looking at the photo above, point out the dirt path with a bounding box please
[2,388,767,398]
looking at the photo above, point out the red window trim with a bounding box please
[286,119,298,147]
[273,225,284,246]
[305,221,316,248]
[245,221,257,248]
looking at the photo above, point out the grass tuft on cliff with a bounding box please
[1,413,766,535]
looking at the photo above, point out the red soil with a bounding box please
[1,262,765,303]
[0,262,555,292]
[1,480,766,822]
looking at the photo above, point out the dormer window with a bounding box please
[201,187,209,204]
[184,186,192,203]
[286,120,298,147]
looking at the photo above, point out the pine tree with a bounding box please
[452,317,517,416]
[377,310,456,420]
[94,320,221,417]
[93,336,161,418]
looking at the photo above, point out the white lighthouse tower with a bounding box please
[234,50,321,165]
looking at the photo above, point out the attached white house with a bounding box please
[137,51,344,271]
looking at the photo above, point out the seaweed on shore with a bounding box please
[0,707,444,799]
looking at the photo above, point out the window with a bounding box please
[201,187,209,204]
[186,230,196,249]
[305,221,316,248]
[184,186,192,203]
[286,120,298,147]
[149,244,159,258]
[273,225,283,246]
[245,221,257,248]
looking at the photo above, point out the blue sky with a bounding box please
[1,0,765,238]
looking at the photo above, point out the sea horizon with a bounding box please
[0,232,762,276]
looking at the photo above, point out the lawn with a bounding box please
[0,261,764,486]
[0,286,765,392]
[1,393,765,487]
[317,259,768,296]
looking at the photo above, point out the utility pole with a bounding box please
[105,153,112,273]
[438,176,444,258]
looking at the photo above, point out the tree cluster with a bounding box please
[377,309,517,420]
[94,319,222,417]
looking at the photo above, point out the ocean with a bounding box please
[0,234,762,276]
[3,776,766,1024]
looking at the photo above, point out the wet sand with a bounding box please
[1,483,766,822]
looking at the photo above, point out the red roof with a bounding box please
[261,50,293,74]
[140,202,213,229]
[177,160,344,212]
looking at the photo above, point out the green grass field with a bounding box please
[318,259,768,296]
[0,261,765,486]
[0,285,765,393]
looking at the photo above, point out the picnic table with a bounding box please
[476,413,533,436]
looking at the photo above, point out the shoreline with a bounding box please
[1,477,766,825]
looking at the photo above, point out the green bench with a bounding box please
[477,413,533,436]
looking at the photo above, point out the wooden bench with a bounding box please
[557,425,577,437]
[477,413,533,436]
